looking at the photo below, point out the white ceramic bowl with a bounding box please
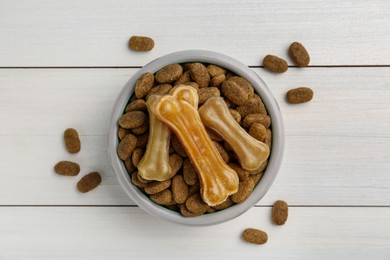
[108,50,284,226]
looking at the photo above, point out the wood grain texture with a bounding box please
[0,68,389,205]
[0,207,389,259]
[0,0,389,67]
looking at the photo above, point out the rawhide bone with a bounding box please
[199,97,270,171]
[153,85,239,206]
[137,95,172,181]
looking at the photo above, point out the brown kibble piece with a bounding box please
[224,141,233,152]
[137,172,151,184]
[263,55,288,73]
[125,99,147,112]
[189,63,210,88]
[146,84,172,100]
[77,172,102,193]
[242,228,268,245]
[286,87,313,104]
[250,172,263,185]
[150,189,173,205]
[182,63,195,70]
[144,179,171,195]
[213,141,230,163]
[174,71,191,86]
[210,74,226,88]
[228,163,249,181]
[129,36,154,51]
[226,71,236,79]
[221,80,249,106]
[272,200,288,225]
[206,128,223,142]
[169,153,184,177]
[64,128,80,154]
[180,204,202,217]
[186,194,209,214]
[117,134,137,160]
[188,184,200,196]
[117,127,131,140]
[54,161,80,176]
[135,132,149,148]
[171,134,187,157]
[231,177,255,203]
[135,73,154,99]
[198,87,220,105]
[242,114,271,129]
[207,64,226,77]
[183,159,199,186]
[132,148,144,167]
[229,76,254,97]
[229,109,241,124]
[155,64,183,84]
[119,111,147,129]
[237,97,266,118]
[264,129,272,148]
[213,197,234,211]
[131,172,146,189]
[166,204,179,212]
[249,123,267,142]
[289,42,310,67]
[206,207,216,213]
[125,158,136,175]
[172,175,189,204]
[131,121,149,135]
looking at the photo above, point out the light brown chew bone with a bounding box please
[137,95,172,181]
[153,85,239,206]
[199,97,270,171]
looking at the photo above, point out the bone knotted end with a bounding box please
[152,85,239,206]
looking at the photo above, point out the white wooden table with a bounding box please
[1,1,389,259]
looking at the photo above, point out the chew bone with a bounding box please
[153,85,239,206]
[137,95,172,181]
[199,97,270,171]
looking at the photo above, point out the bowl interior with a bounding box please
[108,50,285,226]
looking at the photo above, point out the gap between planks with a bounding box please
[0,65,390,69]
[0,205,388,208]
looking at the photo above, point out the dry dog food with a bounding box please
[272,200,288,225]
[77,172,102,193]
[189,63,210,88]
[135,73,154,99]
[155,64,183,84]
[117,134,137,160]
[286,87,313,104]
[129,36,155,51]
[64,128,80,153]
[242,228,268,244]
[263,55,288,73]
[54,161,80,176]
[289,42,310,67]
[119,111,147,129]
[117,62,273,216]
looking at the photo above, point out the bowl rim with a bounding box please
[108,50,285,226]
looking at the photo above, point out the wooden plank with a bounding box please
[1,0,389,67]
[0,68,389,137]
[0,68,389,205]
[0,207,389,259]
